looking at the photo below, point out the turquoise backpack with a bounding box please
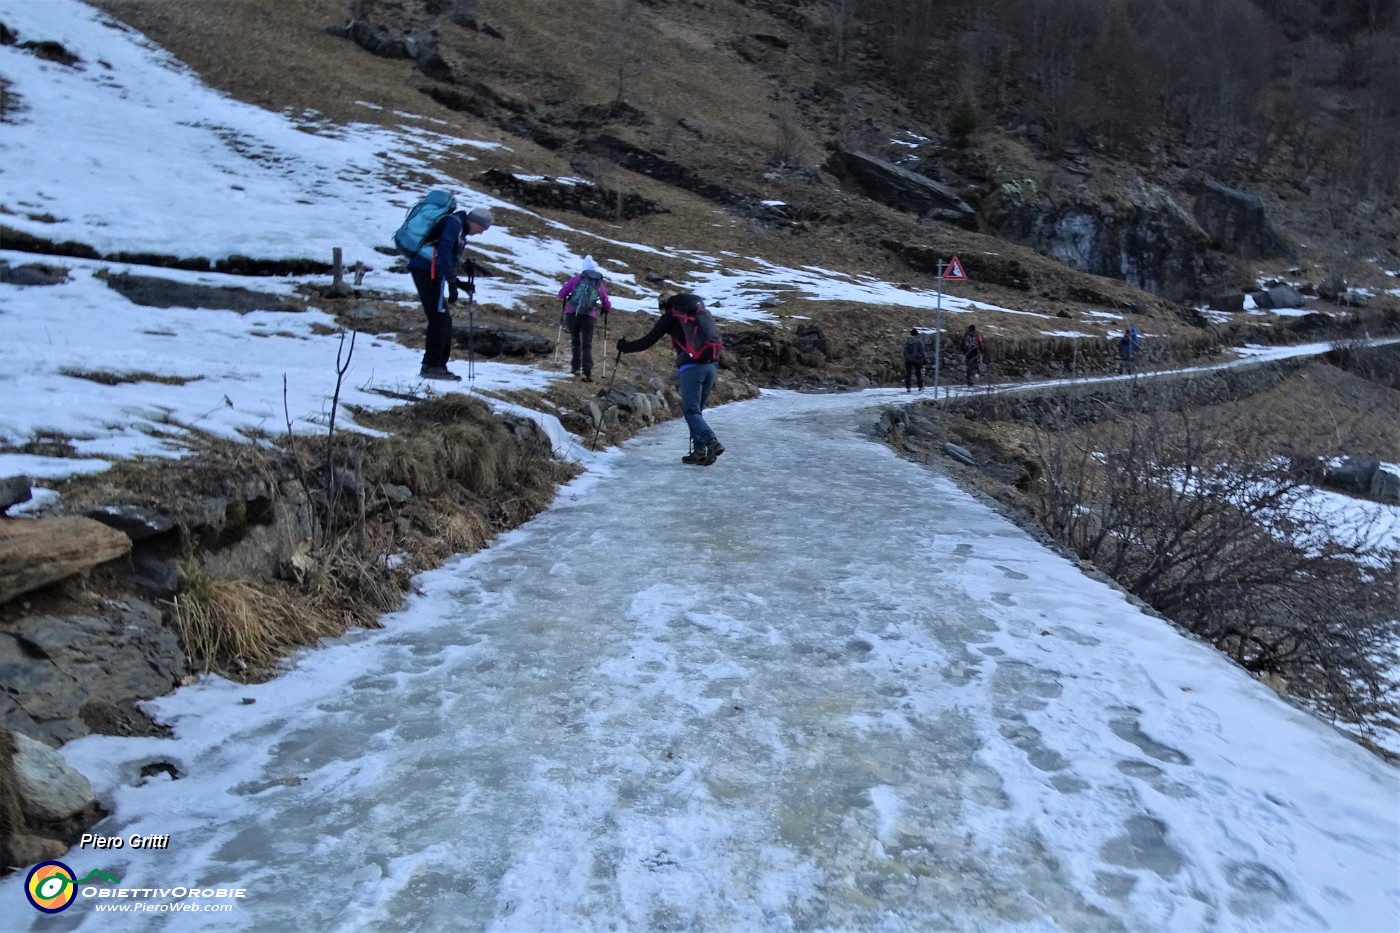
[570,271,603,314]
[393,189,456,260]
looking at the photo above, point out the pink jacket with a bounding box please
[557,273,612,318]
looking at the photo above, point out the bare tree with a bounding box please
[606,0,646,107]
[828,0,862,71]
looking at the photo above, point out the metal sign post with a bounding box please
[933,259,944,400]
[932,256,966,401]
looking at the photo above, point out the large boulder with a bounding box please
[0,476,31,514]
[1191,177,1294,260]
[1,727,102,870]
[824,147,976,228]
[11,732,96,822]
[1266,284,1307,309]
[1375,466,1400,504]
[1322,457,1400,504]
[0,516,132,605]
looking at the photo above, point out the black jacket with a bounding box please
[618,309,693,369]
[903,336,928,364]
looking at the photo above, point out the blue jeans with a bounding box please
[677,363,718,448]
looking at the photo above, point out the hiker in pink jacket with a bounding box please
[557,255,613,381]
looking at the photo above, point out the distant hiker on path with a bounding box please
[407,204,492,382]
[902,328,928,392]
[617,293,725,466]
[557,255,613,382]
[961,324,985,387]
[1117,324,1142,375]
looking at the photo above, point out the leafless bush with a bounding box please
[771,103,803,167]
[1026,388,1399,730]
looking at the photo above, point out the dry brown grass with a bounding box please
[58,368,203,387]
[363,394,546,496]
[173,570,347,674]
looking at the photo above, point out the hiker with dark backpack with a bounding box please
[1117,323,1142,375]
[961,324,985,387]
[616,293,726,466]
[557,255,613,382]
[395,190,493,381]
[902,328,928,392]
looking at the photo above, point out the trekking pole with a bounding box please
[551,300,566,367]
[590,348,623,451]
[600,310,610,379]
[467,293,476,383]
[464,264,477,383]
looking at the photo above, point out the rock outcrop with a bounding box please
[1190,177,1294,260]
[477,168,667,222]
[0,599,184,745]
[983,177,1225,302]
[454,319,556,358]
[825,147,976,228]
[0,517,132,605]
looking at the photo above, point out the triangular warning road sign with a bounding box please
[943,256,967,281]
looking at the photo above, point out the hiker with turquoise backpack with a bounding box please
[393,189,493,382]
[556,255,612,382]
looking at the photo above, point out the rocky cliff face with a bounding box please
[983,177,1228,302]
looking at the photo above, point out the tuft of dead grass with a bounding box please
[173,570,349,674]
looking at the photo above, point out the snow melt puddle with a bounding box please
[7,390,1396,932]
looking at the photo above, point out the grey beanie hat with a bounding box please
[464,207,494,230]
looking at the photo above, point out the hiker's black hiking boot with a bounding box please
[698,441,724,465]
[682,446,704,464]
[420,366,462,382]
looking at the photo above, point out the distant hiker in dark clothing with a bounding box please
[1117,324,1142,375]
[617,293,725,465]
[557,255,613,382]
[409,206,492,381]
[902,328,928,392]
[961,324,985,387]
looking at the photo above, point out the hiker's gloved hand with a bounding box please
[616,337,628,353]
[447,279,460,305]
[454,277,473,298]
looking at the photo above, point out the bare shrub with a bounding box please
[1025,384,1399,732]
[771,103,803,167]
